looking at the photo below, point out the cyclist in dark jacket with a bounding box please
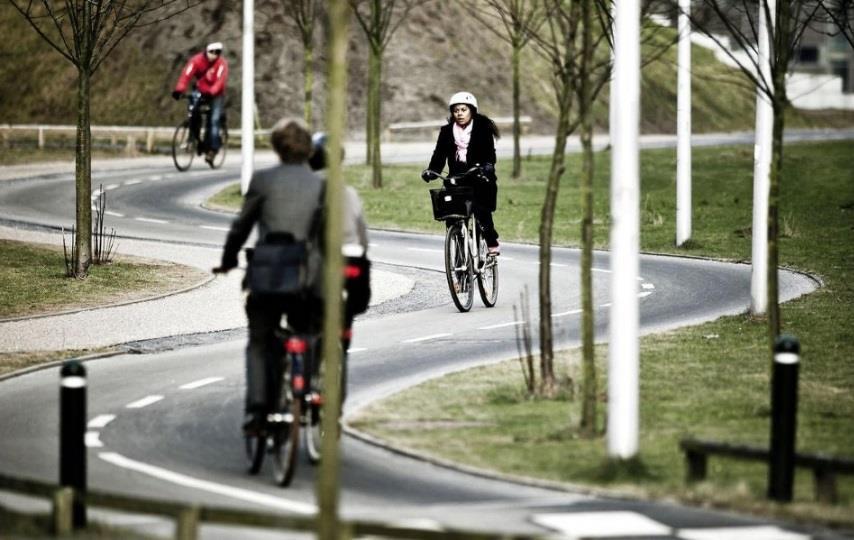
[422,91,501,254]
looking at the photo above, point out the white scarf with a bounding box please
[453,120,473,163]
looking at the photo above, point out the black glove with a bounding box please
[481,162,495,177]
[421,169,435,182]
[213,254,238,274]
[171,90,183,101]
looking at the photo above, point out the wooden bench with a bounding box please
[679,438,854,503]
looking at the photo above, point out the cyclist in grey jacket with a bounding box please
[215,118,368,434]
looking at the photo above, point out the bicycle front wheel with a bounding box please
[271,399,301,487]
[172,120,195,171]
[210,126,228,169]
[445,222,474,312]
[478,251,499,307]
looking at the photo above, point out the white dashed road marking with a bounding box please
[98,452,316,514]
[105,211,124,218]
[179,377,224,390]
[126,395,164,409]
[402,333,452,344]
[199,225,230,232]
[87,414,116,428]
[478,321,523,330]
[135,217,169,224]
[553,309,583,317]
[678,526,810,540]
[642,282,655,289]
[532,511,671,538]
[348,347,368,353]
[85,432,104,448]
[123,180,142,186]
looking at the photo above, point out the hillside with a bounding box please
[1,1,851,135]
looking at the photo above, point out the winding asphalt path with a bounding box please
[0,133,844,539]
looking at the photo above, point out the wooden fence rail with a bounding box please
[0,471,542,539]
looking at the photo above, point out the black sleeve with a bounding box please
[427,126,449,175]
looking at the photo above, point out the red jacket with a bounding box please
[174,52,228,97]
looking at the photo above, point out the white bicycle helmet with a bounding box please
[448,91,478,111]
[206,42,223,53]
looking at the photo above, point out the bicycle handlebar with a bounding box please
[423,166,488,185]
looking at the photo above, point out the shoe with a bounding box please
[242,412,264,436]
[487,244,500,256]
[204,150,216,167]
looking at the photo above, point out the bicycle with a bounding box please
[425,167,499,312]
[244,330,325,486]
[172,89,228,172]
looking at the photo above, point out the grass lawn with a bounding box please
[0,239,207,373]
[339,140,853,527]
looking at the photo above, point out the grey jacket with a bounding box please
[221,163,369,266]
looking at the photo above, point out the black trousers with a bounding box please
[473,203,499,247]
[244,293,322,413]
[244,293,354,413]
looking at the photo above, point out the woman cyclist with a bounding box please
[422,91,501,254]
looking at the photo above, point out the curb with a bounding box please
[0,273,215,324]
[341,421,649,503]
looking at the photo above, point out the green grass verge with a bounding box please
[340,140,853,525]
[0,239,207,372]
[0,239,207,320]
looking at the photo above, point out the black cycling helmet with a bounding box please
[309,132,345,171]
[309,132,327,171]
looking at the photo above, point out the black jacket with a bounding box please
[427,117,498,211]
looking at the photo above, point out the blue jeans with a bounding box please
[205,95,224,152]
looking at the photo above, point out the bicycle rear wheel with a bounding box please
[245,432,265,474]
[172,120,195,171]
[305,393,323,465]
[478,249,499,307]
[271,399,301,486]
[445,222,474,312]
[210,126,228,169]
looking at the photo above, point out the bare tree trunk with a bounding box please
[767,83,785,346]
[369,46,383,188]
[304,41,314,128]
[578,0,596,437]
[512,43,522,178]
[316,1,349,537]
[538,97,570,396]
[74,65,93,277]
[365,47,376,166]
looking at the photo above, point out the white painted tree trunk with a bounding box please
[676,0,692,246]
[240,0,255,195]
[608,0,641,460]
[751,0,775,314]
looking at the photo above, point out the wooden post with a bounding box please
[813,467,838,504]
[685,449,707,482]
[52,487,74,535]
[38,127,45,149]
[146,130,155,153]
[175,507,200,540]
[125,135,136,156]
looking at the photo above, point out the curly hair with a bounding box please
[270,118,312,163]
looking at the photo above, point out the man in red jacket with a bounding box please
[172,42,229,166]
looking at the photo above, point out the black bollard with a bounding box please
[60,360,87,528]
[767,335,800,502]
